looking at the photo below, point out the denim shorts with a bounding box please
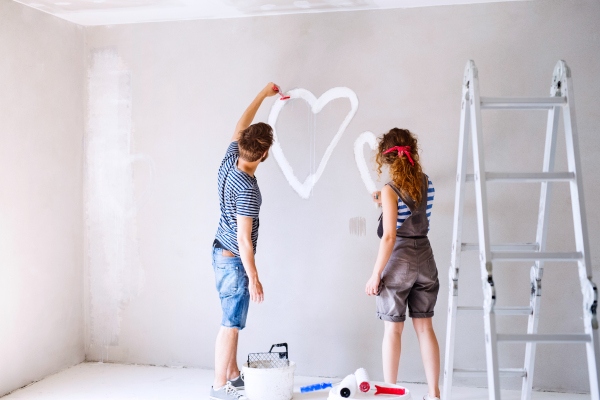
[212,245,250,330]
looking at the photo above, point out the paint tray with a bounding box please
[247,343,289,369]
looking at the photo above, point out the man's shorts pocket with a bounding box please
[214,264,239,297]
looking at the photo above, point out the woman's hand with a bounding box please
[365,273,381,296]
[372,191,382,205]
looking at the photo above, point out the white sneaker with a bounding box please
[424,395,440,400]
[210,382,247,400]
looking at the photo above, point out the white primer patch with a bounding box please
[85,48,147,357]
[268,87,359,199]
[354,130,378,194]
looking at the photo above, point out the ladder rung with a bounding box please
[457,306,532,315]
[480,97,566,110]
[461,243,539,252]
[465,172,575,182]
[497,334,591,343]
[454,368,527,378]
[492,251,583,261]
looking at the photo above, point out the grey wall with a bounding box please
[80,0,598,394]
[0,0,85,396]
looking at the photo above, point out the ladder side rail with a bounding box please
[560,60,600,400]
[521,102,560,400]
[442,78,471,400]
[467,60,501,400]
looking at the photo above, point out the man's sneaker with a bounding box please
[210,382,247,400]
[228,372,244,390]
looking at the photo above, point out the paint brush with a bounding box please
[273,85,290,100]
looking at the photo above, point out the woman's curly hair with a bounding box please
[375,128,424,206]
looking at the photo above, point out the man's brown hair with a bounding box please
[238,122,274,162]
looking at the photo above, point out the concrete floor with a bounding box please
[2,362,589,400]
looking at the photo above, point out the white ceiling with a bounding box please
[14,0,530,26]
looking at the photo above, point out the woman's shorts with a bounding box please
[212,245,250,330]
[376,237,439,322]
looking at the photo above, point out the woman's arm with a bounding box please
[365,185,398,296]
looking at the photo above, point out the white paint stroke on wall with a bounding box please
[354,130,378,194]
[85,48,147,357]
[268,87,359,199]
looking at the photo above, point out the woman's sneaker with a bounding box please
[424,395,440,400]
[210,382,247,400]
[228,372,244,390]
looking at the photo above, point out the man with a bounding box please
[210,83,279,400]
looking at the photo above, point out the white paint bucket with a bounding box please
[243,361,296,400]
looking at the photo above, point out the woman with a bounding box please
[366,128,440,400]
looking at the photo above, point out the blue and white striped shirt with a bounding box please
[397,176,434,229]
[215,142,262,256]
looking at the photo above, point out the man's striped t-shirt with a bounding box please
[215,142,262,256]
[397,176,434,229]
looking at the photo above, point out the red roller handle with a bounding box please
[374,385,405,395]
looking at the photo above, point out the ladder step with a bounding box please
[457,306,532,315]
[497,334,591,343]
[491,251,583,261]
[480,96,566,110]
[454,368,527,378]
[461,243,539,252]
[465,172,575,182]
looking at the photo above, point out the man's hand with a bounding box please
[262,82,281,98]
[365,273,381,296]
[249,277,264,304]
[232,82,282,142]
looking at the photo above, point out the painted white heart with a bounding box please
[353,131,378,194]
[268,87,358,199]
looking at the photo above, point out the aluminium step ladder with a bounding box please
[442,60,600,400]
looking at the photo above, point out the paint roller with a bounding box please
[337,374,358,398]
[354,368,370,393]
[272,85,290,100]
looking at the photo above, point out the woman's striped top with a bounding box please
[397,176,434,229]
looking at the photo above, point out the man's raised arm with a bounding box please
[231,82,280,142]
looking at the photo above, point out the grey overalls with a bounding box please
[376,174,439,322]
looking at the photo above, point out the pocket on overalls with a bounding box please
[382,262,410,288]
[214,263,239,297]
[428,257,438,280]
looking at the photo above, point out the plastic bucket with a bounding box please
[243,361,296,400]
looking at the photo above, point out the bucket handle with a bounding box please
[269,343,288,359]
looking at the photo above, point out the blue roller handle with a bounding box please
[300,382,333,393]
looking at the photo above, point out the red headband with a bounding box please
[383,146,414,165]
